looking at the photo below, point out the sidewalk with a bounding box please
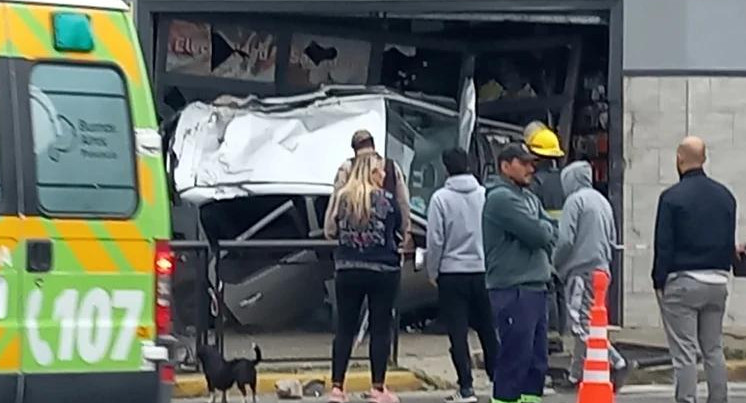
[173,331,433,399]
[613,326,746,358]
[173,327,746,398]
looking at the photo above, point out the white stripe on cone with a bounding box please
[583,369,611,383]
[587,348,609,361]
[590,326,607,339]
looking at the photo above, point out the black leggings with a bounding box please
[332,269,400,386]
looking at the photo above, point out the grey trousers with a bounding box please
[658,275,729,403]
[565,272,626,381]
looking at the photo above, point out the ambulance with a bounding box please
[0,1,174,402]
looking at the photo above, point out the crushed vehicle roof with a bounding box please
[165,85,524,207]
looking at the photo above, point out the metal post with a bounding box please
[392,308,400,368]
[214,246,225,358]
[195,248,209,352]
[390,273,402,368]
[607,0,625,326]
[169,241,212,371]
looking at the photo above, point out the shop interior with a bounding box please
[155,11,615,333]
[157,12,611,192]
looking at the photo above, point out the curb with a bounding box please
[727,360,746,381]
[407,368,454,390]
[173,370,426,399]
[624,359,746,386]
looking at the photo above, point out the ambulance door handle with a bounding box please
[27,239,53,273]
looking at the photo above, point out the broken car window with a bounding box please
[386,100,459,216]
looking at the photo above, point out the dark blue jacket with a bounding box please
[333,189,402,270]
[652,168,736,290]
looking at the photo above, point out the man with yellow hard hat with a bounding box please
[523,121,569,356]
[524,121,565,158]
[524,121,566,219]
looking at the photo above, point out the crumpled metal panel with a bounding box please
[171,94,387,205]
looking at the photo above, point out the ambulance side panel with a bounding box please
[0,3,170,402]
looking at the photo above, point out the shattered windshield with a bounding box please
[385,100,459,217]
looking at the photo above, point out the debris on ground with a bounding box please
[275,379,303,399]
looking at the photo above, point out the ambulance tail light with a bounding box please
[154,240,174,337]
[160,364,175,383]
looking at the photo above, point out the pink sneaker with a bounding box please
[328,386,349,403]
[367,387,400,403]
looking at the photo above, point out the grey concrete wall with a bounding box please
[624,0,687,71]
[625,0,746,71]
[623,76,746,327]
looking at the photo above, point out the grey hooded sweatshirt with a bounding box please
[554,161,617,280]
[426,174,486,281]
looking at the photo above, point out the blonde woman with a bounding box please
[325,152,403,403]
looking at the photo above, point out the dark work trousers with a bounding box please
[332,269,401,386]
[489,288,549,401]
[438,273,498,391]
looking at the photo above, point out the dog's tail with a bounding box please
[251,343,262,365]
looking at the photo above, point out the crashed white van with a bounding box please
[165,86,523,330]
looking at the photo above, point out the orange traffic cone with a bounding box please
[576,270,614,403]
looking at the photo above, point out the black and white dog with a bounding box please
[197,343,262,403]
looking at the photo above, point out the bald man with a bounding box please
[653,136,736,403]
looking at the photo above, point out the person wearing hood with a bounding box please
[426,148,498,403]
[552,160,629,393]
[483,143,558,403]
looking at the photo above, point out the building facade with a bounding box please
[134,0,746,328]
[623,0,746,326]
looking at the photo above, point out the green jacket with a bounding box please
[482,175,558,290]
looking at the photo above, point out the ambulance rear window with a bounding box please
[28,63,137,217]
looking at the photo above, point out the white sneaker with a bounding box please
[444,390,478,403]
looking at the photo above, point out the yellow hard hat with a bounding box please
[524,122,565,158]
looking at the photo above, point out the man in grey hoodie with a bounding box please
[483,143,558,403]
[553,160,629,392]
[426,148,498,403]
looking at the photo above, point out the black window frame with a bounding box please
[0,58,19,216]
[14,58,140,220]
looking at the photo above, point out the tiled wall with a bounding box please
[623,76,746,327]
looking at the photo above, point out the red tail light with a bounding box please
[155,240,174,336]
[160,364,175,383]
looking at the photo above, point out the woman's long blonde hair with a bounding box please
[337,152,384,228]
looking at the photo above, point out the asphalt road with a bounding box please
[175,383,746,403]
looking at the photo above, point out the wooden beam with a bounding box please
[557,37,583,164]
